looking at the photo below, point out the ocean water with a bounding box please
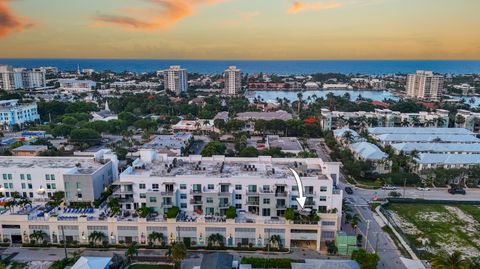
[1,59,480,75]
[248,90,400,103]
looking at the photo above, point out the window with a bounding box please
[51,183,56,189]
[235,184,242,190]
[235,194,242,200]
[247,185,257,193]
[320,186,327,192]
[20,174,25,180]
[50,174,55,180]
[291,186,298,191]
[263,198,270,204]
[46,183,51,189]
[29,192,33,198]
[152,184,159,189]
[140,193,146,198]
[76,182,81,189]
[319,196,327,201]
[236,204,242,209]
[21,183,26,189]
[262,208,271,216]
[139,184,146,189]
[262,185,270,192]
[180,203,187,209]
[45,174,50,180]
[8,183,13,189]
[208,184,214,190]
[27,174,31,180]
[206,197,213,203]
[28,183,32,189]
[322,221,336,226]
[77,192,83,198]
[180,184,187,190]
[149,197,157,203]
[180,194,187,199]
[2,174,6,180]
[7,174,12,180]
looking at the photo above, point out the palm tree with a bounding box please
[88,231,106,246]
[297,92,303,114]
[29,230,48,244]
[168,242,187,269]
[431,250,469,269]
[269,234,282,249]
[342,131,355,144]
[148,231,164,246]
[107,197,121,216]
[401,118,410,127]
[411,116,421,127]
[436,117,447,128]
[350,214,362,230]
[207,233,225,247]
[125,242,139,263]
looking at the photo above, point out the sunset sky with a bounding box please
[1,0,480,59]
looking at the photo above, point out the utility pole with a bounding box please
[364,220,371,251]
[61,225,67,260]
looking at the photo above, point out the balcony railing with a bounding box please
[246,191,259,196]
[218,203,230,208]
[161,203,173,208]
[246,200,259,206]
[190,199,202,205]
[190,190,202,194]
[275,192,288,197]
[275,204,287,209]
[305,191,316,196]
[218,191,231,196]
[161,191,174,196]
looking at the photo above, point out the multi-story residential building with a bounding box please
[0,150,343,251]
[224,66,242,95]
[163,65,188,94]
[455,109,480,133]
[406,70,444,100]
[0,99,40,129]
[0,65,46,91]
[320,108,450,131]
[58,79,97,92]
[0,149,118,202]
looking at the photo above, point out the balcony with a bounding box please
[275,191,288,197]
[218,203,230,208]
[305,201,316,206]
[118,197,134,203]
[246,200,259,206]
[190,190,202,195]
[305,191,316,197]
[190,199,202,205]
[117,189,133,195]
[161,202,173,208]
[275,204,287,209]
[161,191,175,196]
[246,191,259,196]
[218,191,231,197]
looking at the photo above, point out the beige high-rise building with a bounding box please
[163,65,188,94]
[406,70,444,100]
[224,66,242,95]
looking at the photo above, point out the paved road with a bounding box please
[307,138,331,161]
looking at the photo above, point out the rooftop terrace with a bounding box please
[0,156,107,174]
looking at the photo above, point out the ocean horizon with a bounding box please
[1,59,480,75]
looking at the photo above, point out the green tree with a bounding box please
[431,251,469,269]
[107,197,121,216]
[69,128,101,147]
[29,230,48,245]
[125,242,139,263]
[351,249,380,269]
[88,231,106,246]
[239,146,259,157]
[115,147,128,160]
[167,242,187,269]
[225,207,236,219]
[284,208,295,220]
[201,141,226,157]
[147,232,164,246]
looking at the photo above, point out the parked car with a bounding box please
[448,187,466,195]
[417,187,431,191]
[344,187,353,195]
[382,185,397,190]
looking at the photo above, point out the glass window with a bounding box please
[292,186,298,191]
[208,184,214,190]
[46,183,51,189]
[45,174,50,180]
[235,194,242,200]
[319,196,327,201]
[263,198,270,204]
[28,183,32,189]
[7,174,12,180]
[27,174,31,180]
[140,193,146,198]
[206,197,213,203]
[139,184,146,189]
[2,174,6,180]
[180,184,187,190]
[76,182,81,189]
[77,192,83,198]
[21,183,26,189]
[149,197,157,203]
[235,184,242,190]
[180,203,187,209]
[152,184,159,189]
[52,183,56,189]
[51,174,55,180]
[320,186,327,192]
[20,174,25,180]
[180,194,187,199]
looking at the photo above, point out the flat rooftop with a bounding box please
[375,134,480,143]
[142,133,192,150]
[368,127,474,135]
[392,143,480,154]
[416,153,480,165]
[236,110,293,121]
[267,136,303,151]
[124,156,327,180]
[0,156,107,175]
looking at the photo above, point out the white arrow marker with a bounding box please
[290,168,306,209]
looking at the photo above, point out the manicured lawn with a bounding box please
[129,264,173,269]
[387,203,480,259]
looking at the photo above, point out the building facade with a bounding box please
[163,66,188,94]
[406,70,444,100]
[0,65,46,91]
[224,66,242,95]
[0,99,40,129]
[0,150,118,203]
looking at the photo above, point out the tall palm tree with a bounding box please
[148,232,164,246]
[431,250,469,269]
[207,233,225,247]
[167,242,187,269]
[297,92,303,114]
[125,242,139,263]
[29,230,48,244]
[350,214,361,230]
[342,131,355,144]
[88,231,106,246]
[269,234,282,249]
[436,117,447,128]
[401,118,410,127]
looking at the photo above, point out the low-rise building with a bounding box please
[349,142,390,174]
[236,110,293,121]
[265,135,303,155]
[0,99,40,129]
[58,79,96,92]
[142,132,193,156]
[172,119,217,133]
[11,145,48,156]
[90,101,118,121]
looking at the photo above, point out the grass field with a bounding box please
[387,203,480,259]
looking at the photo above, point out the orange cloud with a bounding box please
[289,1,343,14]
[94,0,225,30]
[0,0,32,37]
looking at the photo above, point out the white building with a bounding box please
[141,132,193,156]
[90,101,118,121]
[0,99,40,129]
[162,66,188,94]
[0,65,46,91]
[224,66,242,95]
[0,149,118,203]
[265,135,304,155]
[406,70,444,101]
[58,79,96,92]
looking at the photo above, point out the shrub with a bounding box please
[166,207,180,219]
[225,207,236,219]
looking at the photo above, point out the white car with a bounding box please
[417,187,431,191]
